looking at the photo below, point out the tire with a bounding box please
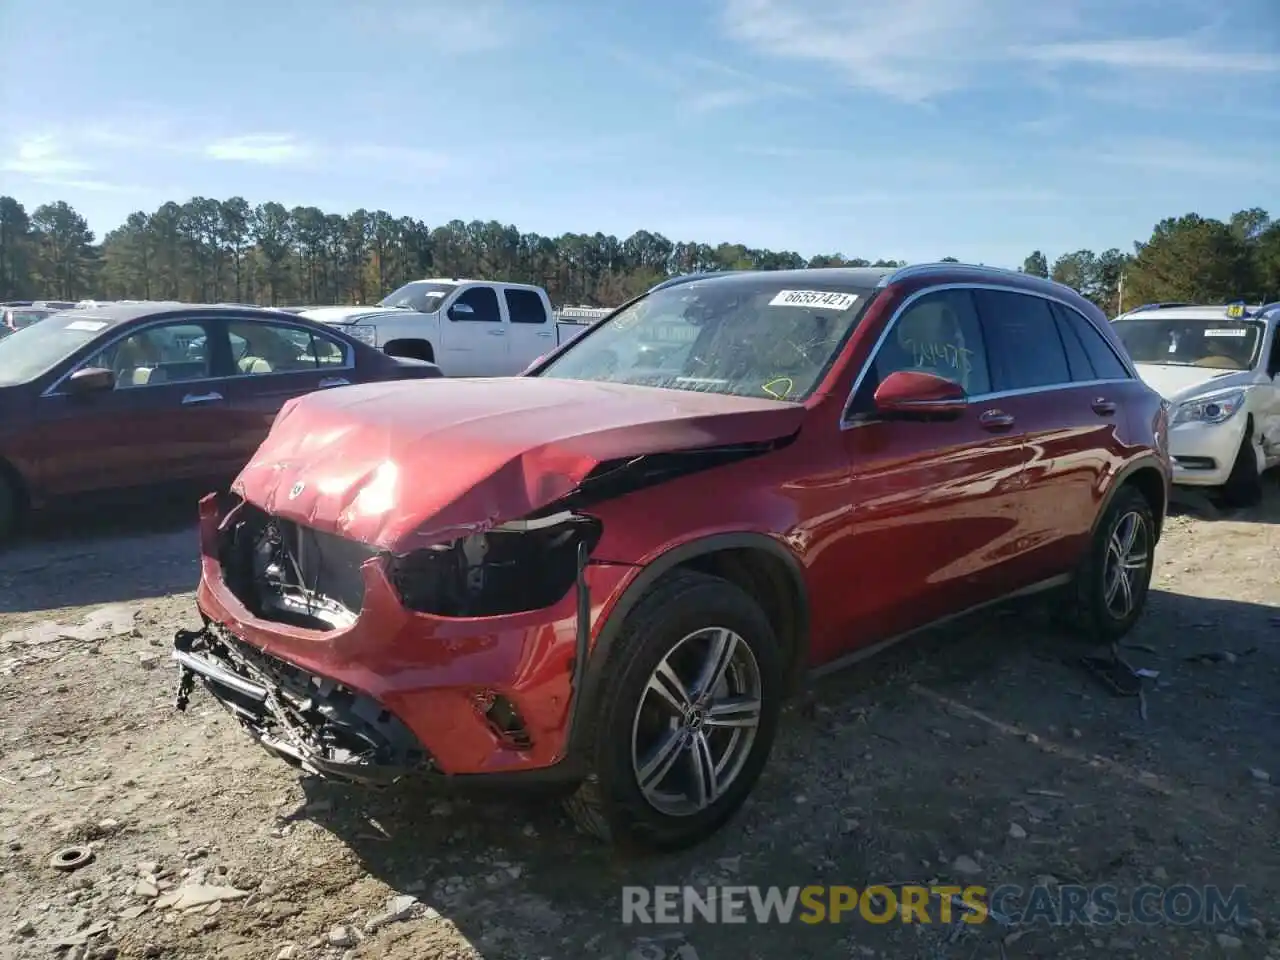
[563,570,784,853]
[0,471,19,543]
[1220,425,1262,508]
[1067,484,1156,643]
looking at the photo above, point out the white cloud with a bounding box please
[204,134,313,165]
[1090,139,1279,181]
[1022,38,1280,73]
[353,0,525,53]
[718,0,1279,102]
[1,134,92,177]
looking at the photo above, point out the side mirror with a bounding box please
[448,302,475,320]
[873,370,967,418]
[66,366,115,395]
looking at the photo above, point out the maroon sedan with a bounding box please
[0,303,441,537]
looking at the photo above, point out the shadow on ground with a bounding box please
[0,496,199,612]
[293,588,1279,959]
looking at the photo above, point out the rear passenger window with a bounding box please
[972,290,1070,391]
[1051,307,1095,381]
[1051,303,1129,379]
[505,289,548,324]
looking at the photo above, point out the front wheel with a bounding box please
[564,570,784,852]
[1220,426,1262,508]
[1067,485,1156,643]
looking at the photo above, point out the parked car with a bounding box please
[1112,300,1280,505]
[2,307,53,332]
[0,303,442,538]
[300,279,588,376]
[173,264,1170,851]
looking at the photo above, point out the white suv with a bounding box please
[1112,301,1280,504]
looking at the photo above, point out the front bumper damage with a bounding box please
[173,622,432,785]
[172,492,635,786]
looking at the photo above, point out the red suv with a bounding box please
[174,264,1171,851]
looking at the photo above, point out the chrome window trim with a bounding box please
[40,315,355,398]
[840,281,1138,430]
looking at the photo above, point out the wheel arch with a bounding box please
[570,533,810,753]
[0,454,31,520]
[382,338,435,363]
[1094,457,1168,543]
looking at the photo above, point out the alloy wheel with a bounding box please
[1103,510,1150,619]
[630,626,763,817]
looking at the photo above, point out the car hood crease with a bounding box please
[233,377,805,551]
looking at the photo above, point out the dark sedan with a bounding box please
[0,303,442,537]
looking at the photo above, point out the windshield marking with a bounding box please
[768,290,858,310]
[66,320,108,332]
[1204,328,1248,337]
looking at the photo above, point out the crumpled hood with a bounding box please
[1133,363,1251,403]
[233,377,804,550]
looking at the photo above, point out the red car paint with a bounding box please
[189,265,1170,783]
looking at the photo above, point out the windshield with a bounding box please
[538,276,874,401]
[0,313,115,386]
[8,310,51,329]
[1113,316,1262,370]
[378,281,457,312]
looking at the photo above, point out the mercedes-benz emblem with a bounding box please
[288,481,305,500]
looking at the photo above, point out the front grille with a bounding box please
[219,501,380,630]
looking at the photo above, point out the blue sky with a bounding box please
[2,0,1278,267]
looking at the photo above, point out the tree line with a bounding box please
[1,195,1277,314]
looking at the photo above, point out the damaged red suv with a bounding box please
[174,264,1171,851]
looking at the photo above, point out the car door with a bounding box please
[969,289,1121,586]
[1256,319,1280,465]
[34,318,236,498]
[833,287,1032,643]
[439,285,507,376]
[503,287,555,373]
[212,318,357,470]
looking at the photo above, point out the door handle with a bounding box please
[181,391,223,405]
[318,377,349,388]
[536,330,554,338]
[487,329,506,336]
[1092,397,1117,416]
[978,408,1015,430]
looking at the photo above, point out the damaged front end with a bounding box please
[173,622,433,785]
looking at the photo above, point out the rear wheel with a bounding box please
[1220,424,1262,508]
[0,472,20,543]
[1067,485,1155,643]
[563,570,783,852]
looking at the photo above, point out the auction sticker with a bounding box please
[768,290,858,310]
[66,320,108,332]
[1204,328,1248,337]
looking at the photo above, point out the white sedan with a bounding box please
[1112,301,1280,505]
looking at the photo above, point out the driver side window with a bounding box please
[84,322,213,388]
[853,289,991,410]
[450,286,501,322]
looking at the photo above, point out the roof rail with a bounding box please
[647,270,746,293]
[1130,302,1194,312]
[876,261,1080,297]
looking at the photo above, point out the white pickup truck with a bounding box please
[299,279,593,376]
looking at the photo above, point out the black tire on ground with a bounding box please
[563,570,784,853]
[1220,425,1262,508]
[1067,484,1156,643]
[0,471,19,542]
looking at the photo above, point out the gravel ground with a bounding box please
[1,489,1278,960]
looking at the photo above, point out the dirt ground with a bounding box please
[1,488,1278,960]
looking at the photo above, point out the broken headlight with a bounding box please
[386,512,603,617]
